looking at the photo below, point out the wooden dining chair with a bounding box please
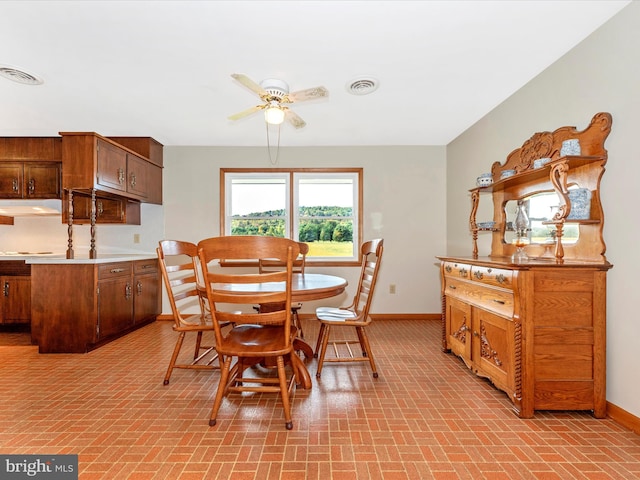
[157,240,221,386]
[256,241,309,338]
[314,238,384,378]
[198,235,301,429]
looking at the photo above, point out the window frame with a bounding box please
[220,167,363,266]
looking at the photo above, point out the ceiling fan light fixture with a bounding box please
[265,106,285,125]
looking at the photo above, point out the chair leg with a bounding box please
[357,326,378,378]
[289,352,312,389]
[277,355,293,430]
[210,355,233,427]
[163,331,186,385]
[292,308,304,339]
[194,331,203,359]
[314,323,326,358]
[355,327,367,357]
[315,324,331,378]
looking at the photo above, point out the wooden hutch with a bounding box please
[437,112,613,418]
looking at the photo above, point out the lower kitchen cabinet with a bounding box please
[0,276,31,324]
[31,258,160,353]
[133,259,160,324]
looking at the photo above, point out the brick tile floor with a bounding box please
[1,319,639,479]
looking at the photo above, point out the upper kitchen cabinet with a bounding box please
[60,132,163,205]
[0,137,62,199]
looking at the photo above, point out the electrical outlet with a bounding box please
[389,284,396,294]
[133,233,140,244]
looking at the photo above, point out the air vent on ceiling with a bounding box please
[0,65,44,85]
[346,76,379,95]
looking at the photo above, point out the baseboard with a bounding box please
[158,312,442,322]
[298,313,440,321]
[370,313,440,320]
[607,402,640,435]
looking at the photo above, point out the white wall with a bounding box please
[0,203,164,256]
[163,145,447,314]
[0,146,446,316]
[446,2,640,418]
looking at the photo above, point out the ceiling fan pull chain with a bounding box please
[266,123,281,165]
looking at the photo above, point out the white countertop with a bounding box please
[0,253,156,264]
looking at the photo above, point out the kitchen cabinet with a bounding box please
[107,136,163,204]
[59,132,161,257]
[0,261,31,326]
[0,276,31,324]
[438,113,612,418]
[61,132,162,204]
[97,262,134,339]
[0,161,61,199]
[133,259,161,325]
[0,137,62,200]
[62,191,141,225]
[31,258,160,353]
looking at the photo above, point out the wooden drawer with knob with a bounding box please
[444,277,514,319]
[98,262,132,280]
[443,261,471,280]
[470,265,514,289]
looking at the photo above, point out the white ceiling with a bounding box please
[0,1,630,147]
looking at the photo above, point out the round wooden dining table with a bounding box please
[210,273,348,389]
[212,273,347,301]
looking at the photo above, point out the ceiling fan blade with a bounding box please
[285,109,306,129]
[231,73,267,97]
[228,105,264,121]
[286,86,329,103]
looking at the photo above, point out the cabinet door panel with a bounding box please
[446,296,471,365]
[96,139,127,192]
[145,163,162,204]
[24,162,61,198]
[134,274,159,324]
[97,278,133,339]
[1,276,31,324]
[126,154,148,199]
[472,309,515,394]
[0,163,23,198]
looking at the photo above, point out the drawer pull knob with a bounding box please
[496,274,506,284]
[473,331,479,337]
[449,285,457,290]
[459,268,468,277]
[474,271,484,280]
[110,268,125,273]
[493,299,505,305]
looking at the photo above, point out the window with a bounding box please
[221,168,362,264]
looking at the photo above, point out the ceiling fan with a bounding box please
[228,73,329,129]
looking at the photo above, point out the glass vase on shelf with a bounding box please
[512,199,530,262]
